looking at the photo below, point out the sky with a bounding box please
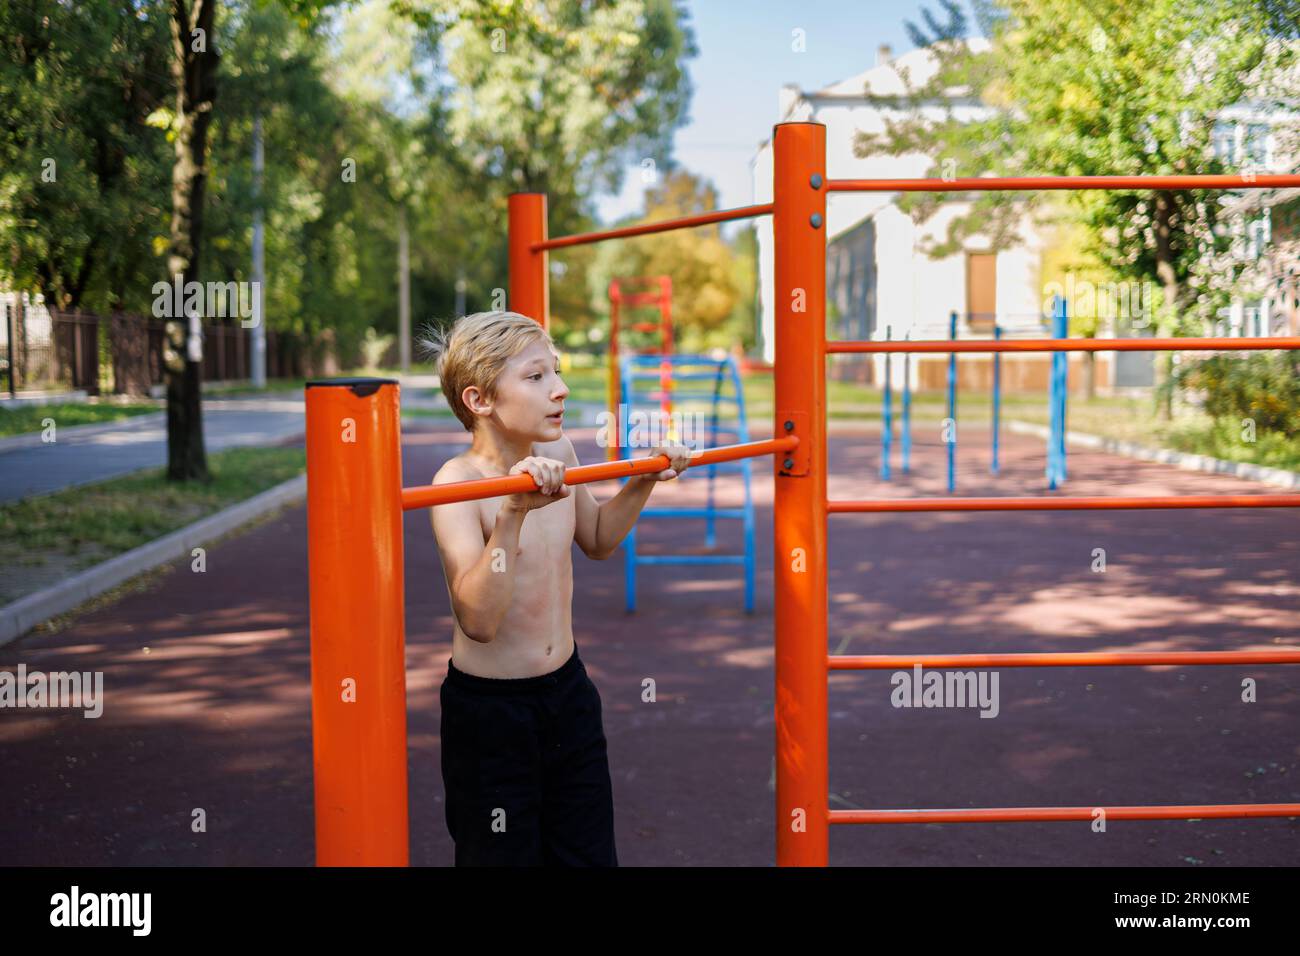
[592,0,983,227]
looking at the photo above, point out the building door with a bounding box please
[966,253,997,333]
[1114,319,1156,387]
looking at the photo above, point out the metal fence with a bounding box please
[2,295,311,397]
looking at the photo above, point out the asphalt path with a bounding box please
[1,422,1297,865]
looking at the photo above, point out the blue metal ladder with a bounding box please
[618,353,757,613]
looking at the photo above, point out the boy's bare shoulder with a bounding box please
[431,451,482,486]
[429,436,575,488]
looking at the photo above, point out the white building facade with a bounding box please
[752,40,1055,391]
[751,41,1298,394]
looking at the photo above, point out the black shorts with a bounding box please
[439,642,618,866]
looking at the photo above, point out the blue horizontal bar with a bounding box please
[620,446,750,458]
[628,391,741,403]
[624,355,731,367]
[619,440,749,451]
[618,460,754,470]
[652,464,750,479]
[621,425,747,437]
[633,555,747,565]
[684,463,751,475]
[625,372,731,383]
[640,508,748,519]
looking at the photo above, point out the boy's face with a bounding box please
[476,337,568,440]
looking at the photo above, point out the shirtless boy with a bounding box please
[419,310,692,866]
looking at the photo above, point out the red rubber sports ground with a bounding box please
[2,421,1296,866]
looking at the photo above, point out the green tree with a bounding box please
[586,169,741,352]
[0,2,172,312]
[207,0,404,366]
[2,0,697,481]
[857,0,1299,415]
[442,0,697,239]
[727,224,759,355]
[160,0,537,481]
[162,0,223,480]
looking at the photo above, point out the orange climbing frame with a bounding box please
[305,378,794,866]
[306,121,1300,867]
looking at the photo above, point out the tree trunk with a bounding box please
[165,0,219,482]
[1152,193,1180,421]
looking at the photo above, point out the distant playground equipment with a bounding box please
[307,124,1300,868]
[607,276,673,461]
[617,352,757,613]
[880,296,1070,490]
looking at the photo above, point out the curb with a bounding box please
[1007,421,1300,490]
[0,472,307,648]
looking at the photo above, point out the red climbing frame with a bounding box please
[607,275,674,461]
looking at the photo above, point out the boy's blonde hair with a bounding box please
[416,311,554,433]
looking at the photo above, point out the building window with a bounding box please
[1212,121,1272,169]
[1245,123,1270,167]
[1244,300,1265,337]
[1213,121,1237,163]
[1247,212,1270,260]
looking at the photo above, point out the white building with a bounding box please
[752,40,1059,392]
[1212,115,1300,339]
[751,40,1298,394]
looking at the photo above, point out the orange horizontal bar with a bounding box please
[534,203,773,251]
[401,436,798,510]
[624,294,666,307]
[827,174,1300,193]
[830,804,1300,824]
[829,494,1300,513]
[828,336,1300,354]
[830,650,1300,669]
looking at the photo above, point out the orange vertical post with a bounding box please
[607,280,622,461]
[508,193,549,329]
[306,377,409,866]
[773,122,829,866]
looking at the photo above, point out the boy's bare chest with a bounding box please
[477,496,575,561]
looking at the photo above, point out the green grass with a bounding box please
[563,363,1082,421]
[205,362,1300,472]
[212,366,401,396]
[555,366,611,404]
[212,377,311,397]
[212,367,420,397]
[567,364,1300,470]
[0,446,307,598]
[402,407,458,419]
[1158,418,1300,470]
[0,401,160,437]
[1018,397,1300,471]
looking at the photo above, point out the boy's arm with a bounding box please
[428,464,528,642]
[562,436,688,561]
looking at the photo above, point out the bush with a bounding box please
[1177,352,1300,437]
